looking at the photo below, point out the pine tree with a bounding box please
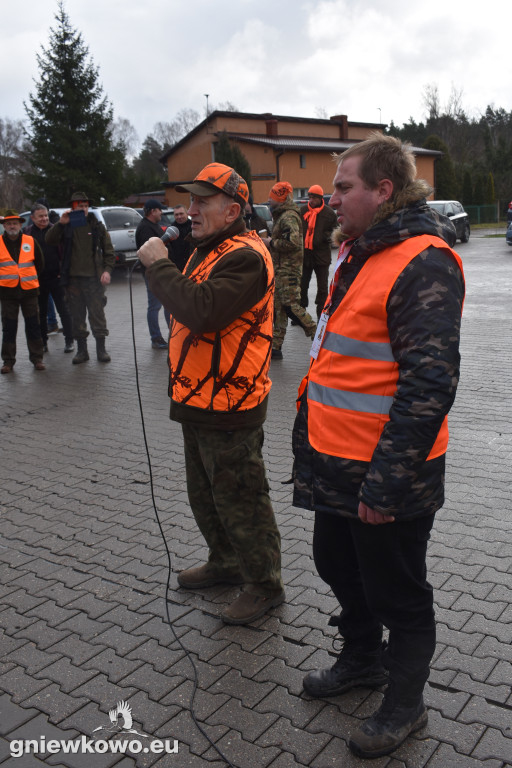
[24,1,125,205]
[423,135,458,200]
[214,132,252,193]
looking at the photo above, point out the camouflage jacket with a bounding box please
[292,196,465,520]
[270,199,303,270]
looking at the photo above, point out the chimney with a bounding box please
[266,119,278,137]
[330,114,348,140]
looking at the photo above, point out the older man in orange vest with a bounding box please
[138,163,284,626]
[0,210,45,373]
[293,135,465,758]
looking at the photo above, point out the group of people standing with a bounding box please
[0,191,115,373]
[3,134,465,760]
[139,135,464,759]
[0,192,193,372]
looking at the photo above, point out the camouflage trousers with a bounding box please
[65,277,109,339]
[273,265,316,351]
[182,423,283,597]
[1,293,44,366]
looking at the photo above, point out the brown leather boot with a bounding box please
[177,564,243,589]
[221,590,285,625]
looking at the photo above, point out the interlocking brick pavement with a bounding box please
[1,233,512,767]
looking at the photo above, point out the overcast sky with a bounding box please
[1,0,508,151]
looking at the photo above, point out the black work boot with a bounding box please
[303,639,388,698]
[72,338,89,365]
[349,687,428,758]
[96,337,111,363]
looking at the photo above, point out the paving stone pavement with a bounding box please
[1,232,511,768]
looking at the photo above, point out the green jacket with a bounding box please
[46,213,115,284]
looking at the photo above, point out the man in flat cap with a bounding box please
[138,162,284,626]
[46,192,115,364]
[0,210,45,373]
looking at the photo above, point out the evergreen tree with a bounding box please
[423,135,458,199]
[214,132,252,193]
[485,172,495,205]
[131,136,167,192]
[462,170,473,205]
[473,174,485,205]
[24,1,125,205]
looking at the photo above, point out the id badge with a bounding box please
[310,311,329,359]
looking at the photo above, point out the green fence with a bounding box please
[464,204,500,225]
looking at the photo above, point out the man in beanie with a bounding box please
[46,192,115,364]
[138,162,284,625]
[265,181,316,359]
[300,185,337,318]
[0,210,45,373]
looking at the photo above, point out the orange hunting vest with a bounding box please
[168,230,274,412]
[0,235,39,290]
[306,235,464,461]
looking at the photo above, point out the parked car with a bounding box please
[134,207,176,233]
[426,200,470,243]
[506,221,512,246]
[20,206,143,267]
[253,203,273,233]
[294,195,333,208]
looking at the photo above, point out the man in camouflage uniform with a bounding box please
[293,134,465,758]
[264,182,316,359]
[138,162,284,626]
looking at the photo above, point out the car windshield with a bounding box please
[160,211,175,227]
[427,202,446,214]
[101,209,141,230]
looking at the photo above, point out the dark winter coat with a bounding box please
[293,187,465,521]
[300,202,338,266]
[24,223,62,283]
[46,213,115,285]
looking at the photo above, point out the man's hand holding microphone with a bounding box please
[138,226,179,268]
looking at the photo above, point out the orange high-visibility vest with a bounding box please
[168,230,274,412]
[306,234,464,461]
[0,235,39,290]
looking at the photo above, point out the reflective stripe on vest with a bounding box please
[307,234,464,461]
[168,230,274,412]
[0,235,39,290]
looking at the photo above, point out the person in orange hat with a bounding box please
[264,182,316,359]
[299,184,337,319]
[137,162,284,626]
[0,210,45,373]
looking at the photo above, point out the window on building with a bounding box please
[299,154,306,168]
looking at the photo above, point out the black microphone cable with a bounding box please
[128,259,240,768]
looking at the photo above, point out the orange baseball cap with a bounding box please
[308,184,324,196]
[175,163,249,206]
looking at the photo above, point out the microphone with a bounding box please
[162,226,179,244]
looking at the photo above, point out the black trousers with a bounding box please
[313,510,436,701]
[38,277,73,343]
[1,293,44,366]
[300,262,330,318]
